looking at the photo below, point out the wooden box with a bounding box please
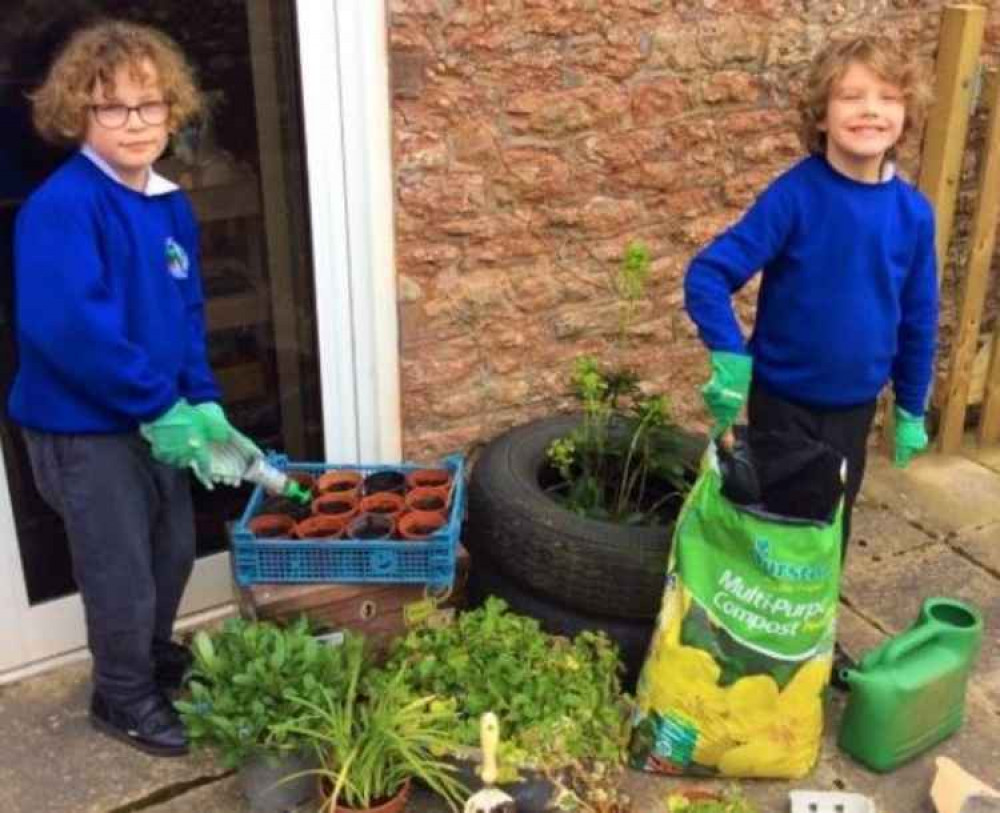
[233,544,469,655]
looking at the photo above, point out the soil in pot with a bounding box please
[346,512,395,540]
[321,779,410,813]
[360,491,406,521]
[259,495,312,522]
[396,510,447,540]
[248,514,296,539]
[295,514,348,540]
[405,468,451,491]
[363,469,406,496]
[312,492,360,520]
[317,469,362,496]
[404,487,447,514]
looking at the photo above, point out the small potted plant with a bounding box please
[176,618,365,813]
[276,638,468,813]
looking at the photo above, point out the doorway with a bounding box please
[0,0,326,675]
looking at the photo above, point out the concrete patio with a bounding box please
[1,444,997,813]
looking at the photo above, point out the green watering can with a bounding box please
[838,596,984,773]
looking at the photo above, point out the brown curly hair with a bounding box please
[30,20,204,146]
[799,34,932,157]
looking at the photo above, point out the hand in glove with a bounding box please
[195,440,253,490]
[193,402,262,459]
[140,400,211,474]
[702,351,753,436]
[894,406,928,468]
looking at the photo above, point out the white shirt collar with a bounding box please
[81,145,179,196]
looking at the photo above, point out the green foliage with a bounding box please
[382,597,629,781]
[175,617,364,768]
[274,638,468,811]
[547,240,696,525]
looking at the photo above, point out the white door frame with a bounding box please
[297,0,401,465]
[0,0,398,680]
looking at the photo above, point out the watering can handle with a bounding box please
[881,623,938,665]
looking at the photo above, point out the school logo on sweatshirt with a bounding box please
[165,237,189,279]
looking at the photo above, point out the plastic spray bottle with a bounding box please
[242,457,312,504]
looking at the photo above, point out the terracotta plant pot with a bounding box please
[248,513,296,539]
[360,492,406,521]
[396,510,447,540]
[362,469,406,496]
[317,469,362,497]
[405,468,452,492]
[322,779,410,813]
[295,514,349,540]
[404,487,448,514]
[312,492,360,520]
[346,512,396,540]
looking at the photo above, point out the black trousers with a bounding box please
[747,381,877,558]
[23,430,195,704]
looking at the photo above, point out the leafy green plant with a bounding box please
[274,638,468,812]
[382,597,629,793]
[547,240,697,524]
[175,617,364,768]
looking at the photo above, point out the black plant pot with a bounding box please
[363,469,407,496]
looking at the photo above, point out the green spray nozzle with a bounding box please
[284,480,313,505]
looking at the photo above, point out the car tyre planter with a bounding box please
[465,414,704,620]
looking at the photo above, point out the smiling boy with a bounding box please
[684,34,938,558]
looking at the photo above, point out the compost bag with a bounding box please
[629,440,841,779]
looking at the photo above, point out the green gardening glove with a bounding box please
[140,399,212,474]
[702,351,753,436]
[894,406,928,468]
[193,402,263,459]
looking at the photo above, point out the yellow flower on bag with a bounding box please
[716,657,832,778]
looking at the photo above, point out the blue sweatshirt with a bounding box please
[684,155,938,415]
[8,151,220,433]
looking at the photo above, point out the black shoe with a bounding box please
[153,640,193,692]
[831,642,856,692]
[90,692,189,757]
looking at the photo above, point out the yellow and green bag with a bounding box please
[630,442,840,778]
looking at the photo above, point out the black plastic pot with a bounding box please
[346,512,395,540]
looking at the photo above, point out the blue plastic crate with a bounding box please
[230,454,465,589]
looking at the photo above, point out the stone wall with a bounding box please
[390,0,1000,458]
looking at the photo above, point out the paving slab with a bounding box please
[862,453,1000,536]
[842,539,1000,709]
[953,522,1000,575]
[0,661,229,813]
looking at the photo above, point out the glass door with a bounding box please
[0,0,324,675]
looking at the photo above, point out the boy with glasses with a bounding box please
[8,20,258,755]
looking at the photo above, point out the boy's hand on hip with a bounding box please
[140,399,212,474]
[702,351,752,436]
[893,406,928,468]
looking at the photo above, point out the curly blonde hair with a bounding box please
[799,34,932,157]
[30,20,204,146]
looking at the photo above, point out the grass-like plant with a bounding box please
[274,638,468,812]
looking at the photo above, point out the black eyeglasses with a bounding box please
[89,101,170,129]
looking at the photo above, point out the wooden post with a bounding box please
[883,3,985,455]
[940,71,1000,452]
[918,4,986,277]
